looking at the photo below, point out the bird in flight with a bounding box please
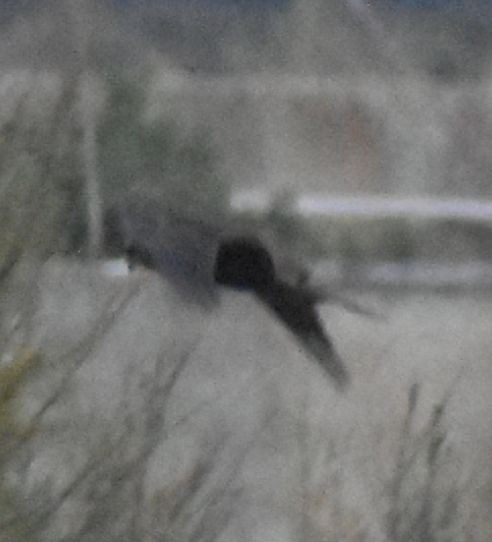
[104,198,350,390]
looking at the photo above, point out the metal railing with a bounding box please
[231,190,492,222]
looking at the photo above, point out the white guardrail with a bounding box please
[230,191,492,288]
[230,190,492,222]
[102,192,492,288]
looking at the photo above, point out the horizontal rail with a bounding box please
[314,261,492,289]
[230,191,492,222]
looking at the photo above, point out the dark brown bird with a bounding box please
[104,199,349,390]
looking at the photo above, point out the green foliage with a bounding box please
[0,71,227,261]
[0,349,40,454]
[0,348,41,542]
[0,78,84,258]
[98,74,228,222]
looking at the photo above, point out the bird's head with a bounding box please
[214,237,276,292]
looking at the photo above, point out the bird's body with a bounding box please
[104,199,350,389]
[105,199,220,308]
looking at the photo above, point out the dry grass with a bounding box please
[0,259,489,541]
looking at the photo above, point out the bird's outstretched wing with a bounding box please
[299,283,385,320]
[104,200,221,308]
[258,280,350,389]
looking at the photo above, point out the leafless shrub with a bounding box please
[386,382,473,542]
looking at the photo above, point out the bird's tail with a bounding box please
[301,329,350,390]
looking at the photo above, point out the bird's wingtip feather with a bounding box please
[304,333,350,391]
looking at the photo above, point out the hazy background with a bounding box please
[0,1,491,541]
